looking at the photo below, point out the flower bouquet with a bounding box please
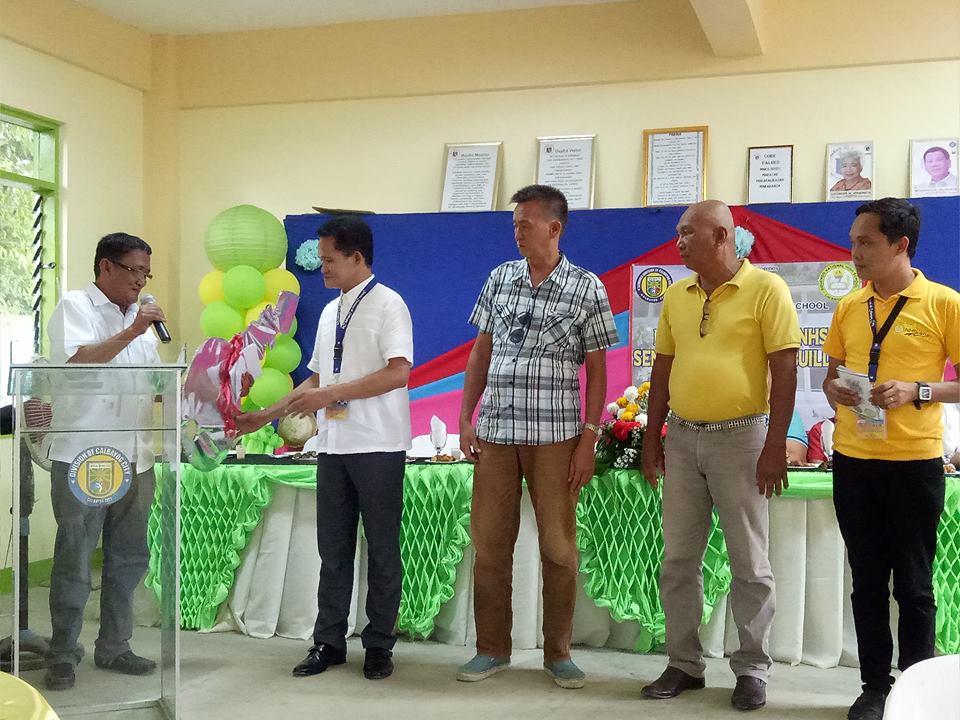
[594,382,650,474]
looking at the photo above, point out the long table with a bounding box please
[146,463,960,668]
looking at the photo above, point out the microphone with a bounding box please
[140,294,172,344]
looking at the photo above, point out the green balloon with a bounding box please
[288,317,298,336]
[249,368,293,408]
[223,265,266,309]
[200,302,244,340]
[264,335,302,373]
[204,204,288,272]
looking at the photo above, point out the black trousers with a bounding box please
[832,451,945,693]
[312,451,405,652]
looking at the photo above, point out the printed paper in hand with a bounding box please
[837,365,885,423]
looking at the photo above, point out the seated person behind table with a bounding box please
[786,409,808,466]
[806,417,836,464]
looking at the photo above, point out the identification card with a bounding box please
[855,415,887,440]
[325,401,349,421]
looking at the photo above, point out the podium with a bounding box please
[2,362,184,718]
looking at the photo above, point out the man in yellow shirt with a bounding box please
[823,198,960,720]
[640,200,800,711]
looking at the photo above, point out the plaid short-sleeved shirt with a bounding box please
[468,254,619,445]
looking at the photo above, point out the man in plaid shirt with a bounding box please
[456,185,619,689]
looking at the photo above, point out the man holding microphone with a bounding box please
[44,232,167,691]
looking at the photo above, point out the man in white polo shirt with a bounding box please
[44,232,167,691]
[237,216,413,681]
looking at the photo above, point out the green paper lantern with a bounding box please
[249,368,293,408]
[264,335,302,374]
[200,302,244,340]
[204,204,288,272]
[223,265,266,309]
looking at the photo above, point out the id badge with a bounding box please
[325,400,349,421]
[855,414,886,440]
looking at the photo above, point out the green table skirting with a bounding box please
[145,466,960,654]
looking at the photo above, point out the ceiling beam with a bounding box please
[688,0,764,57]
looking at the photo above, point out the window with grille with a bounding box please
[0,106,60,403]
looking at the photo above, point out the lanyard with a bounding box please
[333,278,378,376]
[866,295,908,383]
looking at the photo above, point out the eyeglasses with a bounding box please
[508,311,532,344]
[108,259,153,281]
[699,298,711,338]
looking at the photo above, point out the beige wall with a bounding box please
[177,58,960,350]
[0,36,145,290]
[0,0,152,90]
[174,0,960,108]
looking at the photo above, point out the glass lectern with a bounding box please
[2,362,183,718]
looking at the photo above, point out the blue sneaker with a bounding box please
[543,659,585,689]
[456,654,510,681]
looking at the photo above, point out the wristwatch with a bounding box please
[914,382,932,410]
[583,422,602,435]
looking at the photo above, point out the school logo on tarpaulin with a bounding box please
[818,263,858,302]
[636,267,672,303]
[68,446,133,507]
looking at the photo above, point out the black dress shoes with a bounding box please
[95,651,156,675]
[44,662,76,691]
[641,666,706,699]
[847,688,887,720]
[731,676,767,711]
[363,648,394,680]
[292,643,347,677]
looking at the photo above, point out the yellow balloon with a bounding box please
[245,301,270,326]
[198,270,225,305]
[262,268,301,304]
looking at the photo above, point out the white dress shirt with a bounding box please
[924,172,958,190]
[46,283,161,468]
[307,276,414,454]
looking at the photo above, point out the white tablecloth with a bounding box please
[214,485,864,668]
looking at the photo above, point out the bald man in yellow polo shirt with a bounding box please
[640,200,800,712]
[822,198,960,720]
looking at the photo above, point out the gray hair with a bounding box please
[839,150,863,165]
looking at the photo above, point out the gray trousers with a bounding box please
[312,451,405,652]
[47,461,155,667]
[660,421,775,681]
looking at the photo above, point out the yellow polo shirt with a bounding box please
[655,259,801,421]
[823,269,960,461]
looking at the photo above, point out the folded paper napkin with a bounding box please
[430,415,448,452]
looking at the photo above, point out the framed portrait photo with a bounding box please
[826,142,875,202]
[747,145,794,204]
[910,138,959,198]
[642,126,708,207]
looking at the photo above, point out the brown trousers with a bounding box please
[471,437,580,662]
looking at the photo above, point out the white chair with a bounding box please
[0,672,61,719]
[883,654,960,719]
